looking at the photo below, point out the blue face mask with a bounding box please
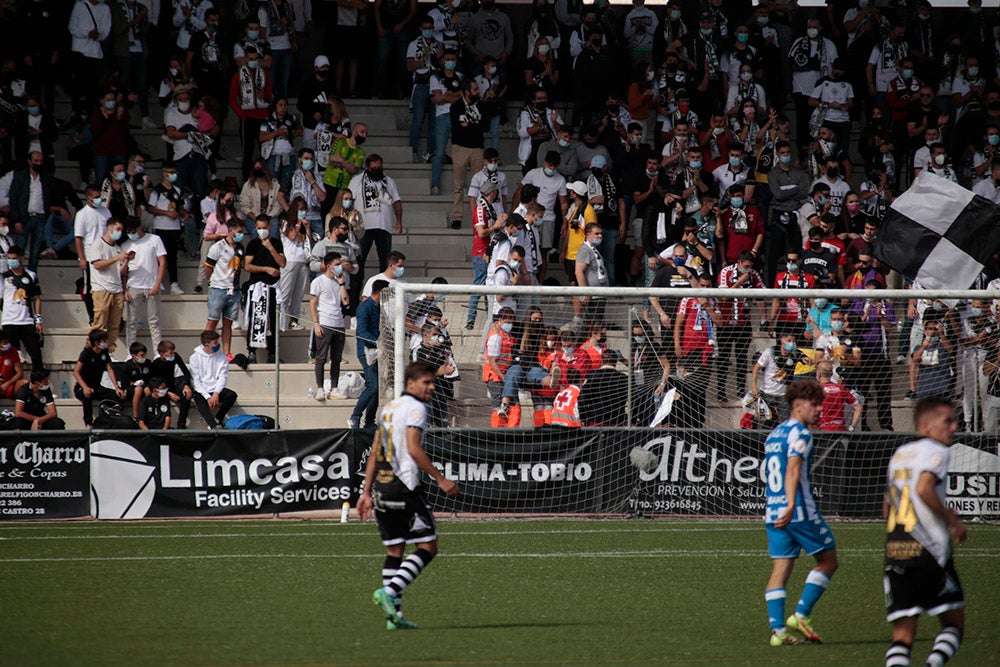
[7,258,20,269]
[737,33,749,44]
[756,16,769,26]
[233,232,245,243]
[394,267,405,278]
[115,171,127,182]
[104,100,116,111]
[971,307,985,317]
[110,230,122,242]
[730,197,744,209]
[672,256,685,266]
[500,322,514,333]
[729,156,742,168]
[247,29,260,40]
[127,232,140,241]
[786,262,799,272]
[211,344,221,353]
[928,335,941,343]
[783,342,796,353]
[508,259,521,271]
[817,196,828,206]
[422,29,434,39]
[164,355,175,362]
[689,160,702,169]
[543,167,556,177]
[333,264,344,277]
[779,155,792,165]
[27,106,40,116]
[831,320,844,332]
[814,298,828,309]
[248,60,259,70]
[444,60,457,71]
[301,159,314,171]
[167,173,178,184]
[633,335,646,344]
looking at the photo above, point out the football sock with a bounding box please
[885,641,911,667]
[382,555,403,614]
[765,588,786,631]
[795,569,831,617]
[386,549,434,596]
[925,627,962,667]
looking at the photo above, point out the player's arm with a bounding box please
[406,426,458,497]
[357,430,381,521]
[916,470,967,544]
[849,398,862,430]
[775,456,802,528]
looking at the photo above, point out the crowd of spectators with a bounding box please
[0,2,999,431]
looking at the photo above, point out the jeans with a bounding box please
[45,214,75,254]
[360,229,393,273]
[176,153,209,209]
[485,115,500,152]
[351,354,378,427]
[431,117,451,189]
[375,30,410,97]
[466,254,488,326]
[118,52,148,116]
[409,84,436,155]
[502,363,550,400]
[598,228,618,287]
[266,154,296,184]
[314,326,346,388]
[270,49,294,99]
[16,213,46,271]
[156,229,182,284]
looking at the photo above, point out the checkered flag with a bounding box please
[873,171,1000,290]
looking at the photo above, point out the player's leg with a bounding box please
[886,616,918,667]
[925,608,964,667]
[788,547,838,642]
[765,556,800,645]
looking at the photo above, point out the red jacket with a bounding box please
[228,68,272,122]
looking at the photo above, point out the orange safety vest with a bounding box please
[550,384,582,427]
[482,324,516,382]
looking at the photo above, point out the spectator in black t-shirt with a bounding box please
[802,225,838,287]
[149,339,193,429]
[450,79,488,231]
[72,329,125,427]
[244,215,286,363]
[579,350,628,425]
[137,376,172,430]
[15,369,64,430]
[115,342,152,418]
[414,322,456,427]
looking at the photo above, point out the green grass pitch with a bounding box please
[1,519,998,666]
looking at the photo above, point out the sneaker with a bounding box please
[347,417,358,429]
[193,285,203,294]
[464,320,475,330]
[170,282,184,295]
[314,391,326,402]
[786,615,822,643]
[40,247,58,260]
[497,403,509,419]
[450,219,462,230]
[422,152,433,163]
[289,321,305,330]
[905,390,917,400]
[430,186,441,196]
[327,390,348,400]
[387,615,418,630]
[769,629,802,647]
[142,116,158,129]
[895,354,906,364]
[372,587,399,623]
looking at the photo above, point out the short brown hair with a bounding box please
[785,379,824,407]
[914,397,954,425]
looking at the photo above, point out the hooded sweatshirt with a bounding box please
[188,345,229,398]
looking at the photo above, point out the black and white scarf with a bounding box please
[879,37,907,74]
[262,0,294,38]
[462,97,482,125]
[238,64,266,110]
[102,180,135,216]
[246,282,274,348]
[662,16,687,45]
[522,103,554,142]
[789,36,824,73]
[361,173,386,211]
[701,34,719,77]
[411,37,435,84]
[290,168,321,211]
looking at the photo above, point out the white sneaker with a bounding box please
[289,321,305,330]
[327,390,347,400]
[170,282,184,295]
[142,116,158,129]
[314,391,327,402]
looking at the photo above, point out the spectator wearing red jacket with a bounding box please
[90,90,130,184]
[816,361,861,432]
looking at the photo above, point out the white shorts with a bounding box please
[540,216,556,249]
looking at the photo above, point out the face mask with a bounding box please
[127,232,140,241]
[971,307,984,317]
[110,230,122,242]
[646,70,654,82]
[814,298,828,309]
[164,355,175,362]
[633,335,646,344]
[212,344,221,353]
[817,196,828,207]
[591,168,603,178]
[669,10,681,20]
[157,388,168,398]
[444,60,457,71]
[807,28,819,39]
[485,162,498,173]
[902,68,914,80]
[689,160,702,169]
[342,199,354,210]
[645,168,658,177]
[0,226,8,236]
[422,28,434,39]
[730,197,743,209]
[366,167,383,180]
[990,135,1000,146]
[167,173,178,183]
[509,259,521,271]
[545,340,556,349]
[786,262,799,272]
[969,67,980,78]
[672,256,685,266]
[740,72,753,83]
[333,265,344,277]
[933,154,946,166]
[738,267,749,275]
[258,229,270,240]
[737,33,749,44]
[247,29,260,40]
[832,320,844,332]
[133,165,144,174]
[712,127,724,137]
[297,209,307,220]
[543,167,556,177]
[38,384,50,392]
[177,99,191,112]
[487,66,497,75]
[394,267,405,279]
[301,159,314,171]
[537,45,550,55]
[331,232,347,243]
[113,170,127,183]
[933,303,944,311]
[99,342,109,350]
[971,6,982,14]
[558,139,570,148]
[104,100,116,111]
[355,135,367,146]
[248,60,259,70]
[779,155,792,165]
[0,343,9,351]
[500,322,514,333]
[169,68,180,77]
[826,168,840,180]
[928,336,941,343]
[700,28,713,37]
[846,202,862,214]
[729,156,742,168]
[563,347,575,356]
[208,22,218,33]
[233,232,245,243]
[783,342,796,353]
[27,106,40,116]
[7,258,20,269]
[756,16,769,26]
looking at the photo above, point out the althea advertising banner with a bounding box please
[0,434,90,520]
[89,430,364,519]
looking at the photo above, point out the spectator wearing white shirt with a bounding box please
[74,184,113,325]
[789,18,837,148]
[513,150,568,281]
[146,162,192,294]
[623,0,658,67]
[204,218,247,357]
[429,51,463,195]
[488,245,525,318]
[87,218,128,353]
[348,155,402,274]
[122,219,168,352]
[309,251,351,401]
[362,250,406,300]
[1,245,44,370]
[972,159,1000,205]
[173,0,213,51]
[809,60,854,159]
[69,0,112,113]
[467,148,508,216]
[911,126,939,180]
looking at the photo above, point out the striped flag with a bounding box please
[873,171,1000,290]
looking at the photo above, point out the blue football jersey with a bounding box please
[763,418,819,524]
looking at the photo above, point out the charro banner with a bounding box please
[0,434,90,520]
[423,429,606,513]
[89,430,362,519]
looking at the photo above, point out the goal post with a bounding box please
[374,283,1000,518]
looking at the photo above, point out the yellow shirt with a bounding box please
[564,203,597,261]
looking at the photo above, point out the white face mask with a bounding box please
[807,27,819,39]
[934,154,946,166]
[258,229,270,240]
[177,101,191,113]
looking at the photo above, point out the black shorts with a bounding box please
[884,558,965,622]
[373,486,437,546]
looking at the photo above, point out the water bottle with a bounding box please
[306,387,315,400]
[61,381,69,399]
